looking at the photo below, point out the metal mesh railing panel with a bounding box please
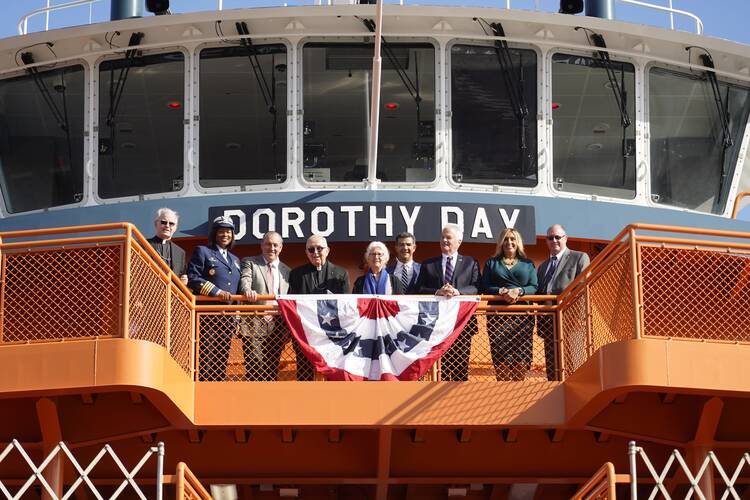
[170,293,193,375]
[460,311,557,381]
[0,245,121,343]
[589,248,634,351]
[641,245,750,342]
[128,249,167,348]
[561,288,589,377]
[196,311,306,381]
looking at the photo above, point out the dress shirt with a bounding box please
[544,247,568,293]
[394,260,414,284]
[441,253,458,277]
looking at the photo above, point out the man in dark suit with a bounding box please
[239,231,291,381]
[537,224,590,381]
[147,207,187,284]
[386,232,421,294]
[288,235,350,380]
[415,224,481,381]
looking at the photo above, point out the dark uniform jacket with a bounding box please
[289,261,350,294]
[147,236,186,277]
[187,244,241,302]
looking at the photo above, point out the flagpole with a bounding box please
[366,0,384,189]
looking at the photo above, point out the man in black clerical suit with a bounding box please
[288,234,350,380]
[415,224,481,381]
[147,207,187,284]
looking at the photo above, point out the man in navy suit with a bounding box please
[415,224,481,381]
[386,232,421,294]
[188,216,242,381]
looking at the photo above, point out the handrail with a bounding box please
[571,462,617,500]
[732,191,750,219]
[18,0,99,36]
[618,0,703,34]
[172,462,212,500]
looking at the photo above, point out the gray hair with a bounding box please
[442,223,463,242]
[364,241,389,262]
[154,207,178,222]
[307,234,328,247]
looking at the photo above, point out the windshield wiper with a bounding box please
[21,52,74,180]
[236,22,282,181]
[488,21,532,177]
[577,28,633,184]
[103,32,144,177]
[687,48,734,209]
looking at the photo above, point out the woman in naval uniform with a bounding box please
[188,216,241,381]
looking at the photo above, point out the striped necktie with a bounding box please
[444,256,454,285]
[400,264,409,291]
[543,256,558,292]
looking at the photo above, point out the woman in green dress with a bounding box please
[481,228,538,380]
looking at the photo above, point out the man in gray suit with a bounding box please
[239,231,291,381]
[537,224,590,380]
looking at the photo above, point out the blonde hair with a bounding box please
[493,228,527,259]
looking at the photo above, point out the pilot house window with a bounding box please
[450,44,538,187]
[649,67,750,214]
[199,44,288,187]
[302,43,435,183]
[98,52,185,199]
[0,65,85,213]
[551,53,636,199]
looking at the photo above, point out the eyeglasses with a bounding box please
[307,246,326,253]
[160,220,176,227]
[546,234,566,241]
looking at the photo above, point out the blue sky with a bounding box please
[4,0,750,45]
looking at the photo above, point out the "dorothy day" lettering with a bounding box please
[209,202,535,244]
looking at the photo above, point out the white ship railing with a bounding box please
[0,439,164,500]
[18,0,704,35]
[18,0,98,36]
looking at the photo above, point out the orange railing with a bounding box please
[571,462,618,500]
[0,223,195,375]
[169,462,212,500]
[1,222,749,382]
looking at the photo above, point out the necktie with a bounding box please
[400,264,409,291]
[220,249,228,263]
[267,263,275,294]
[444,256,454,285]
[543,256,558,292]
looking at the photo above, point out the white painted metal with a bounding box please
[0,439,165,500]
[366,0,385,189]
[628,441,750,500]
[18,0,99,35]
[619,0,703,34]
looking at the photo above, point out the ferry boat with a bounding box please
[0,0,749,498]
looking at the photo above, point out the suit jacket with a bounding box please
[187,244,241,301]
[239,255,291,303]
[537,249,590,295]
[415,254,481,295]
[147,236,186,277]
[385,261,421,294]
[289,261,350,294]
[352,272,405,295]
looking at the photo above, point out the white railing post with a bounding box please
[156,442,165,500]
[629,440,638,500]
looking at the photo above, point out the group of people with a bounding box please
[147,208,590,382]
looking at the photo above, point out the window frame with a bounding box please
[0,60,90,216]
[297,36,441,189]
[194,39,293,195]
[92,46,190,204]
[445,38,544,194]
